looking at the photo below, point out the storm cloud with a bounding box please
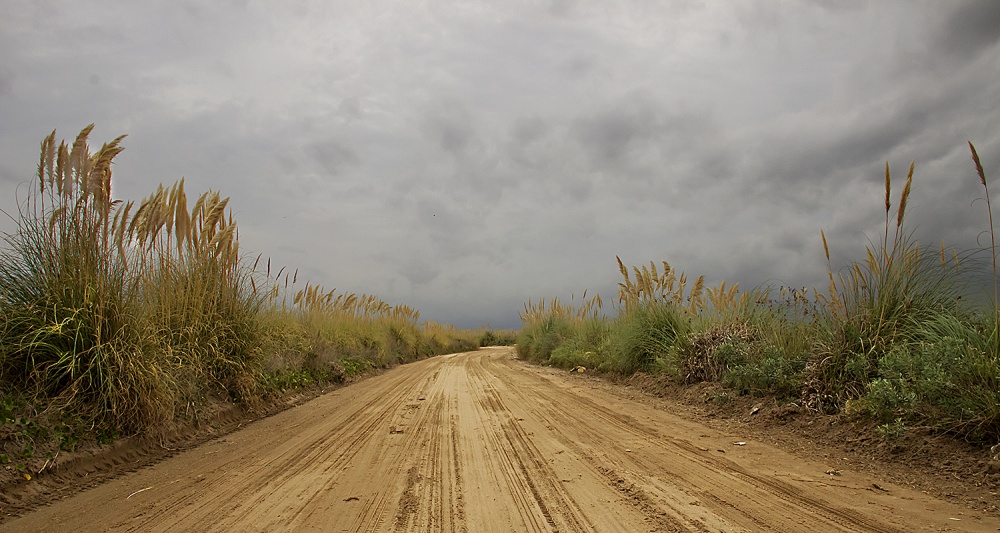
[1,1,998,329]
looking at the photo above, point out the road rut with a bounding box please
[3,347,997,532]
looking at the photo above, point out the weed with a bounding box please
[877,418,907,440]
[706,390,732,405]
[724,349,806,397]
[1,126,484,452]
[519,146,1000,444]
[478,328,518,347]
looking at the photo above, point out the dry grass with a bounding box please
[519,148,1000,443]
[1,125,481,455]
[616,257,704,314]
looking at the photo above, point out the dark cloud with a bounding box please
[572,93,698,168]
[0,165,15,189]
[0,67,12,96]
[306,141,359,176]
[399,256,440,286]
[575,108,652,165]
[559,176,593,202]
[2,1,999,328]
[558,54,596,78]
[812,0,868,13]
[425,100,477,155]
[548,0,575,19]
[509,115,548,145]
[937,0,1000,58]
[748,71,989,215]
[338,97,362,120]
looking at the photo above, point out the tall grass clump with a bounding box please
[606,259,699,374]
[517,294,602,364]
[547,318,611,370]
[477,327,518,347]
[518,144,1000,443]
[0,125,489,468]
[718,286,816,397]
[255,272,479,391]
[0,127,270,433]
[819,148,999,440]
[618,261,812,389]
[812,160,990,418]
[0,127,171,432]
[129,181,265,407]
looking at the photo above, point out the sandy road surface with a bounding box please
[3,347,998,532]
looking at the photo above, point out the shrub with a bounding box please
[864,338,1000,439]
[479,328,518,347]
[0,127,173,432]
[604,301,689,374]
[517,315,574,363]
[815,161,976,406]
[547,318,610,370]
[671,322,755,383]
[517,146,1000,444]
[724,347,806,398]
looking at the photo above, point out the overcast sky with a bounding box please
[2,1,999,329]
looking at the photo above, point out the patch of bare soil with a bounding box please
[617,372,1000,517]
[1,347,998,532]
[0,380,354,521]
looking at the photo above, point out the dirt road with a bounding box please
[3,347,998,532]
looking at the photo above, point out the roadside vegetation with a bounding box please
[477,328,518,347]
[519,145,1000,447]
[0,126,484,479]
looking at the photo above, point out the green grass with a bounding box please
[478,328,518,347]
[519,146,1000,444]
[0,126,484,467]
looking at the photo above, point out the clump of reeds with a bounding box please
[616,257,704,314]
[815,161,971,402]
[130,179,264,406]
[0,126,267,433]
[516,292,603,363]
[254,261,479,384]
[0,126,171,431]
[969,142,998,341]
[0,125,487,468]
[477,328,518,347]
[518,145,1000,444]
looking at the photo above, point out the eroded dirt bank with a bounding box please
[2,347,998,532]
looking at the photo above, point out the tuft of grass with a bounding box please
[548,318,611,370]
[603,301,689,374]
[517,293,602,364]
[813,161,981,412]
[0,126,172,433]
[969,141,997,338]
[478,328,518,347]
[1,125,484,455]
[519,147,1000,444]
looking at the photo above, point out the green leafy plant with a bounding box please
[518,145,1000,444]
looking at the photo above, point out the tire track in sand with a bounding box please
[2,348,998,532]
[483,354,899,531]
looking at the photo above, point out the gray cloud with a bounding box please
[306,141,360,176]
[575,99,660,166]
[339,97,362,121]
[2,0,999,329]
[398,255,441,287]
[424,100,478,156]
[509,115,548,145]
[0,67,12,97]
[937,0,1000,58]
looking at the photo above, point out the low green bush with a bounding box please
[518,147,1000,444]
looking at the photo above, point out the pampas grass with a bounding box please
[0,126,481,444]
[519,149,1000,443]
